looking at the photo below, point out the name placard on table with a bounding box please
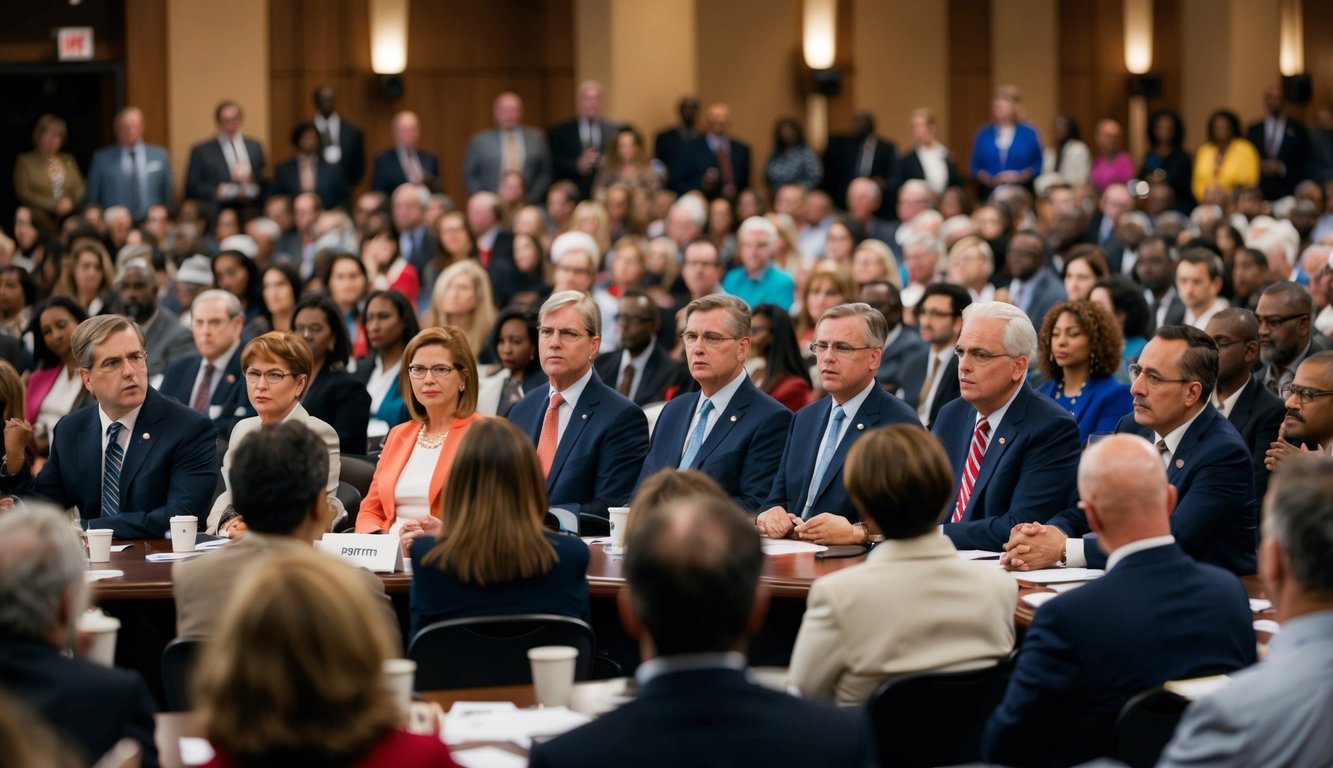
[316,533,403,573]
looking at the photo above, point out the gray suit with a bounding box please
[85,143,173,221]
[1158,610,1333,767]
[462,126,552,202]
[141,306,194,378]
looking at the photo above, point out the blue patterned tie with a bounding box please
[103,422,125,517]
[678,398,715,469]
[805,405,845,519]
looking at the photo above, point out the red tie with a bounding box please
[952,418,991,523]
[536,392,565,477]
[192,363,215,413]
[716,142,734,188]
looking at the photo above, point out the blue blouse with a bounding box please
[1037,374,1133,444]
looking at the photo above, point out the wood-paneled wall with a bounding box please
[1306,0,1333,113]
[947,0,992,173]
[268,0,575,203]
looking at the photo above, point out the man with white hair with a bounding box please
[664,194,707,250]
[551,232,599,296]
[159,289,254,439]
[720,216,794,310]
[931,302,1081,551]
[104,205,133,252]
[846,177,894,243]
[370,110,440,194]
[244,216,285,269]
[391,183,435,272]
[899,231,944,310]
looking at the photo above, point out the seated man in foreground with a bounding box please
[528,494,872,767]
[981,434,1257,767]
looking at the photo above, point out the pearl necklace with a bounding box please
[416,424,448,449]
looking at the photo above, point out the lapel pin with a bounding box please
[581,413,588,420]
[856,423,864,430]
[225,374,236,384]
[1175,458,1184,468]
[730,414,738,422]
[142,433,150,440]
[998,437,1006,445]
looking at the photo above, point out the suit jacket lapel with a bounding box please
[1229,377,1258,432]
[117,394,163,496]
[694,382,752,467]
[548,378,600,487]
[658,392,695,465]
[967,386,1028,517]
[791,399,830,510]
[78,414,104,515]
[1169,407,1213,482]
[814,391,877,501]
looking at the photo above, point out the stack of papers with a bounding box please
[956,549,1003,560]
[1012,567,1104,584]
[195,538,231,551]
[84,569,124,582]
[145,552,202,562]
[760,539,828,556]
[441,702,591,748]
[1248,598,1273,613]
[1020,592,1059,609]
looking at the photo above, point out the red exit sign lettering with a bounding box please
[57,27,94,61]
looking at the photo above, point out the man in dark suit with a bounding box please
[1256,281,1322,396]
[548,80,621,200]
[594,291,683,407]
[0,507,160,767]
[183,100,265,211]
[159,290,254,441]
[110,256,193,379]
[1246,86,1313,201]
[899,283,969,428]
[391,183,438,275]
[1135,235,1186,330]
[1207,309,1284,501]
[757,303,918,546]
[1006,326,1258,574]
[0,316,217,538]
[653,96,700,183]
[822,110,895,212]
[268,122,350,210]
[635,295,791,511]
[313,85,366,188]
[672,102,751,201]
[85,106,173,223]
[466,191,517,309]
[1004,230,1067,329]
[529,493,871,768]
[507,292,649,524]
[846,177,897,244]
[889,108,963,206]
[981,434,1257,768]
[933,302,1082,552]
[861,280,926,396]
[370,110,442,194]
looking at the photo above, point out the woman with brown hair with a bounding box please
[407,417,590,640]
[356,327,483,537]
[1036,299,1132,443]
[1061,244,1110,302]
[13,114,85,218]
[52,239,114,315]
[593,126,661,199]
[794,266,856,350]
[419,260,496,356]
[194,549,458,767]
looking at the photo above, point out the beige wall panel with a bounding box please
[853,0,949,150]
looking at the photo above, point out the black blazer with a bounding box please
[593,343,683,407]
[0,637,159,768]
[302,366,372,455]
[325,115,366,186]
[888,147,964,206]
[653,125,697,180]
[370,147,442,195]
[897,349,960,430]
[671,135,753,199]
[1225,375,1285,505]
[183,136,266,203]
[159,352,254,441]
[822,133,895,211]
[876,326,927,395]
[1245,118,1313,200]
[270,155,351,210]
[548,118,622,199]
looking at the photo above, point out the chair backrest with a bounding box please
[339,454,377,498]
[211,437,229,504]
[160,637,204,712]
[1110,687,1190,768]
[867,659,1013,768]
[408,614,595,690]
[332,481,362,532]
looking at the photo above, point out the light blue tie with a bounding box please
[805,405,845,519]
[102,422,125,517]
[678,398,714,469]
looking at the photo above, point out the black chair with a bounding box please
[579,512,609,537]
[333,481,362,532]
[1110,687,1191,768]
[408,614,595,690]
[340,454,377,499]
[210,437,229,505]
[160,637,204,712]
[867,659,1013,768]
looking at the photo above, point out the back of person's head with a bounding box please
[229,422,328,534]
[422,418,555,585]
[624,494,762,656]
[630,468,731,541]
[1264,457,1333,598]
[193,549,398,762]
[0,691,79,768]
[0,506,85,644]
[844,424,955,538]
[1077,434,1170,536]
[0,360,25,422]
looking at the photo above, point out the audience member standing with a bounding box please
[548,80,621,200]
[184,100,265,212]
[312,85,366,188]
[14,114,85,220]
[653,96,700,184]
[673,103,752,201]
[86,107,173,222]
[463,92,552,203]
[970,86,1042,200]
[371,111,441,195]
[822,111,894,211]
[1245,85,1312,201]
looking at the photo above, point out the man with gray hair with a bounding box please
[931,301,1081,551]
[1160,456,1333,767]
[721,216,794,310]
[0,315,217,537]
[0,507,160,766]
[159,289,253,439]
[111,257,190,378]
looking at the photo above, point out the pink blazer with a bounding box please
[25,365,63,423]
[355,413,482,533]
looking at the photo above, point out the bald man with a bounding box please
[981,435,1257,768]
[370,111,441,194]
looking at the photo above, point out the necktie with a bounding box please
[102,422,125,517]
[1156,438,1171,469]
[1266,121,1281,158]
[805,405,846,519]
[127,149,141,216]
[503,130,520,173]
[300,156,316,192]
[952,418,992,523]
[716,142,734,188]
[619,365,635,397]
[679,399,715,469]
[859,138,875,177]
[536,392,565,477]
[918,355,939,412]
[192,363,215,412]
[407,150,423,183]
[230,138,248,181]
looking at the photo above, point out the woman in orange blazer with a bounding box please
[356,326,485,536]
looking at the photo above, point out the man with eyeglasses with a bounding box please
[756,303,917,545]
[0,315,217,538]
[1003,230,1066,329]
[635,295,791,511]
[1005,325,1257,574]
[1255,281,1324,396]
[594,290,683,407]
[1265,351,1333,471]
[1206,308,1285,502]
[898,283,969,428]
[931,302,1081,552]
[159,288,254,440]
[507,291,648,531]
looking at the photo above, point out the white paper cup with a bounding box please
[85,529,113,562]
[169,515,198,553]
[528,645,579,707]
[382,658,417,720]
[607,507,630,554]
[78,608,121,667]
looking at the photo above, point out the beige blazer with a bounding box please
[788,533,1017,706]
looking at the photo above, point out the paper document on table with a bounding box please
[85,570,124,581]
[145,552,202,562]
[442,703,590,748]
[194,538,231,551]
[1046,582,1088,593]
[955,549,1003,560]
[451,746,528,768]
[1253,619,1281,635]
[1249,598,1273,613]
[1164,675,1232,701]
[110,544,133,552]
[1020,591,1059,609]
[761,539,828,555]
[1014,567,1104,584]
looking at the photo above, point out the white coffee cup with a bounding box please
[607,507,630,554]
[528,645,579,708]
[85,529,113,563]
[78,608,121,667]
[382,658,417,720]
[169,515,198,553]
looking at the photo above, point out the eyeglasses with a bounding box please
[407,364,460,380]
[1256,313,1305,330]
[1128,364,1191,388]
[810,341,874,357]
[244,369,299,384]
[94,351,148,373]
[538,326,593,342]
[683,331,740,347]
[953,347,1015,364]
[1280,384,1333,405]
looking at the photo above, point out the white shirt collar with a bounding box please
[1157,404,1208,459]
[635,652,747,688]
[1105,534,1176,572]
[699,368,748,417]
[978,380,1024,431]
[1214,376,1249,418]
[621,343,654,372]
[831,378,878,421]
[550,365,595,409]
[98,403,144,442]
[209,340,240,371]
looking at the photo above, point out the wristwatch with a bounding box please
[852,523,884,547]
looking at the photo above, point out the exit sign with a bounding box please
[57,27,94,61]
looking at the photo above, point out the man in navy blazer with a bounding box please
[158,290,254,441]
[507,291,648,525]
[1207,309,1284,502]
[860,280,927,397]
[932,302,1081,552]
[183,100,265,209]
[547,80,622,200]
[1005,326,1258,574]
[85,107,173,222]
[757,303,918,546]
[370,110,442,194]
[1004,231,1066,329]
[672,103,752,201]
[982,435,1257,768]
[636,295,791,511]
[529,494,872,768]
[0,316,216,539]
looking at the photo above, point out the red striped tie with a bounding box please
[952,418,991,523]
